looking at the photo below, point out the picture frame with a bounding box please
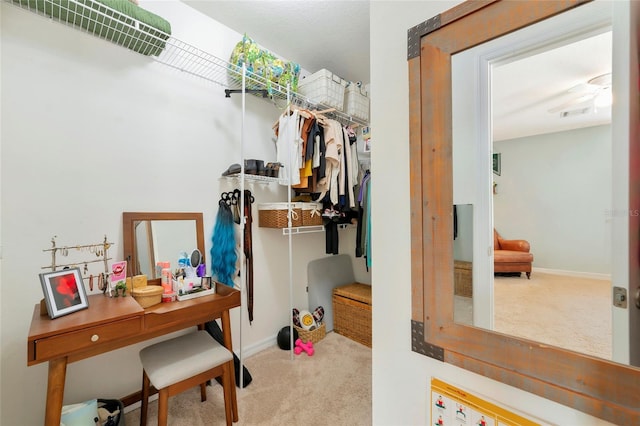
[492,153,501,176]
[39,267,89,319]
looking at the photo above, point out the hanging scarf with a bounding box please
[243,190,255,323]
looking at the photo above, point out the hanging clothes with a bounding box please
[243,190,255,323]
[356,170,372,269]
[276,109,301,186]
[292,113,315,190]
[365,177,372,269]
[325,221,339,255]
[337,125,359,209]
[307,116,326,193]
[317,119,343,204]
[346,126,360,208]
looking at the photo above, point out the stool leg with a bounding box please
[222,361,233,426]
[140,370,150,426]
[200,382,207,402]
[157,388,169,426]
[229,362,238,422]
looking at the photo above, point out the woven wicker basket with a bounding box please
[332,283,372,347]
[301,202,323,226]
[294,322,326,344]
[454,260,472,297]
[132,285,164,308]
[258,203,302,228]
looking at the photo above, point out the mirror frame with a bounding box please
[122,212,205,284]
[408,1,638,424]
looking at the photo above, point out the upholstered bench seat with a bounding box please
[139,330,234,425]
[494,250,533,264]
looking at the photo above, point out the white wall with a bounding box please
[370,2,613,425]
[0,2,370,424]
[494,125,612,274]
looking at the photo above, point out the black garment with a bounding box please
[305,119,317,162]
[243,190,254,324]
[307,120,326,182]
[204,320,253,388]
[338,127,348,209]
[356,205,364,258]
[325,221,339,255]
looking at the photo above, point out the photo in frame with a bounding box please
[39,267,89,319]
[492,153,501,176]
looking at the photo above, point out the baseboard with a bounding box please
[239,334,278,359]
[532,267,610,280]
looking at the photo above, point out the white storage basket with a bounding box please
[344,83,369,121]
[297,69,347,110]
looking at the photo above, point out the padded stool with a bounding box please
[139,330,234,426]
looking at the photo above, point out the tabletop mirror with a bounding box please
[122,212,205,283]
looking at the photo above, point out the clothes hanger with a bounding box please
[314,108,336,115]
[272,104,314,130]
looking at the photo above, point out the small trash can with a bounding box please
[97,399,125,426]
[60,398,125,426]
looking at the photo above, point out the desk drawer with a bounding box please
[35,316,142,361]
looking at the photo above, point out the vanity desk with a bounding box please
[27,284,240,426]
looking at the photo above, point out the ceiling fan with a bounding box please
[548,72,612,116]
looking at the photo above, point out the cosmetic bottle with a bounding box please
[159,261,172,294]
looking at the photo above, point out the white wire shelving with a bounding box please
[7,0,369,127]
[155,40,369,127]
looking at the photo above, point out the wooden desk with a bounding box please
[27,285,240,426]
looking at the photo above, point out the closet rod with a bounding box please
[225,89,268,98]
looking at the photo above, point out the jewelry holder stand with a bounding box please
[40,235,114,315]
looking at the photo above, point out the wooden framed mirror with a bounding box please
[408,1,639,424]
[122,212,205,283]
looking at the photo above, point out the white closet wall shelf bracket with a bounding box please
[281,225,324,236]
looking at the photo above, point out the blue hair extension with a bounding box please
[210,200,237,287]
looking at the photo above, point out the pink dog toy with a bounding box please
[294,338,314,356]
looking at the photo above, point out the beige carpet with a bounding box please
[493,272,612,359]
[455,272,612,360]
[124,331,372,425]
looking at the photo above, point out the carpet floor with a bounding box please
[124,331,372,425]
[493,272,611,359]
[456,272,612,360]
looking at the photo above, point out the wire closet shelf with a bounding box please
[8,0,368,127]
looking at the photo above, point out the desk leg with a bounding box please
[44,357,67,426]
[221,310,238,422]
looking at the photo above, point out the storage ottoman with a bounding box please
[332,283,372,347]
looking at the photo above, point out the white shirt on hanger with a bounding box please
[276,109,301,186]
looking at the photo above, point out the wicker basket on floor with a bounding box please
[294,322,326,344]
